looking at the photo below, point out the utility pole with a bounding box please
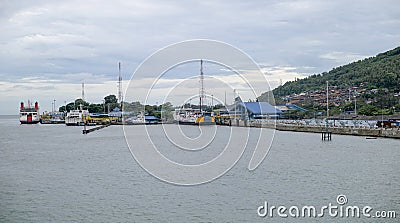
[354,89,357,115]
[348,88,351,102]
[326,81,329,118]
[326,81,329,133]
[234,89,237,121]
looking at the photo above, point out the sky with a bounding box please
[0,0,399,114]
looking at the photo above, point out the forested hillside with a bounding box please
[258,47,400,117]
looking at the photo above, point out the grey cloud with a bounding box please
[0,0,399,114]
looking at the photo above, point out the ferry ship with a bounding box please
[65,105,89,126]
[173,108,215,125]
[173,108,200,125]
[19,101,40,124]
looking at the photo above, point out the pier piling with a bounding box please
[322,132,332,141]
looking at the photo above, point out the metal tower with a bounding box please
[82,82,85,101]
[118,62,123,107]
[199,60,205,112]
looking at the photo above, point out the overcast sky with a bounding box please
[0,0,399,114]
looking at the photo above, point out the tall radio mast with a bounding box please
[118,62,123,107]
[81,82,85,101]
[199,60,204,112]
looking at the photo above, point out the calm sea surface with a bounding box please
[0,115,399,222]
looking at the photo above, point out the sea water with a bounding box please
[0,115,399,222]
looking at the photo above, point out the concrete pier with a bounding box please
[231,121,400,139]
[82,124,111,134]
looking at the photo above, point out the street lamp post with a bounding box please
[234,89,237,120]
[326,81,329,133]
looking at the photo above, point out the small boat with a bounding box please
[125,114,161,125]
[40,112,65,124]
[195,111,215,125]
[19,101,40,124]
[125,114,145,125]
[173,108,200,125]
[65,105,89,126]
[366,137,377,139]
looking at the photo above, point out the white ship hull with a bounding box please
[19,101,40,124]
[173,108,199,125]
[20,113,40,124]
[65,109,89,126]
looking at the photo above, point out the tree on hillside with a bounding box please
[358,104,379,116]
[257,46,400,115]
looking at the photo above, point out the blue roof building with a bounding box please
[145,115,161,123]
[108,107,131,117]
[230,102,282,119]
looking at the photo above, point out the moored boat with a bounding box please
[65,106,89,126]
[195,111,215,125]
[19,101,40,124]
[173,108,199,125]
[40,111,65,124]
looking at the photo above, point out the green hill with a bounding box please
[258,46,400,116]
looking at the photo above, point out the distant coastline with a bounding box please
[4,114,399,139]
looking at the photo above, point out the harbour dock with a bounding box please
[245,120,400,139]
[82,124,111,134]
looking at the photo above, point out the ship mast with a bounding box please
[199,60,204,112]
